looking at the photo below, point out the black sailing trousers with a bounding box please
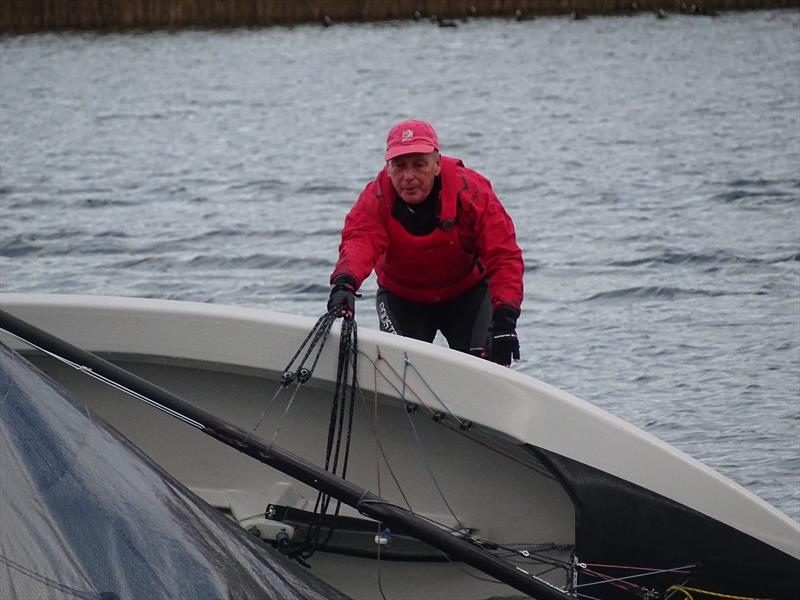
[375,279,492,356]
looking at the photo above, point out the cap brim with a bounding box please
[385,143,437,161]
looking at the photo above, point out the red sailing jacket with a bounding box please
[332,156,523,310]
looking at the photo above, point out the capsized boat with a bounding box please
[0,293,797,600]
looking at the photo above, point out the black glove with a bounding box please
[489,304,520,366]
[327,274,357,318]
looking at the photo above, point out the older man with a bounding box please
[328,119,523,366]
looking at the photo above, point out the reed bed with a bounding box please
[1,0,797,33]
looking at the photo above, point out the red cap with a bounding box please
[385,120,439,161]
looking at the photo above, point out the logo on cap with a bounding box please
[402,129,414,143]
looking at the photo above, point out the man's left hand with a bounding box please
[489,305,521,366]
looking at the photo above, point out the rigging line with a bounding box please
[373,355,383,497]
[268,381,303,447]
[356,351,561,531]
[472,539,571,570]
[492,547,573,570]
[296,311,336,373]
[305,326,352,541]
[357,498,572,571]
[244,383,285,442]
[485,552,569,572]
[338,321,358,482]
[475,536,572,567]
[577,564,700,588]
[284,315,347,559]
[403,355,465,426]
[281,312,330,372]
[323,320,352,474]
[357,349,463,526]
[368,339,389,600]
[1,331,205,430]
[578,567,638,593]
[576,593,607,600]
[583,562,696,573]
[442,548,567,587]
[249,314,336,445]
[357,349,559,482]
[0,555,106,600]
[301,317,360,557]
[305,312,337,375]
[378,354,437,417]
[325,337,348,474]
[442,420,559,482]
[399,354,466,532]
[319,320,359,548]
[498,542,575,551]
[355,383,414,512]
[260,314,336,452]
[355,498,570,594]
[317,349,344,481]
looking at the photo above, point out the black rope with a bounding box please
[286,315,359,560]
[279,310,337,385]
[318,320,358,549]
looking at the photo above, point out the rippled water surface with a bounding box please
[1,11,799,520]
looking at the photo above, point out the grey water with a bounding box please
[1,11,798,522]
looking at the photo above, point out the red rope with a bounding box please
[580,567,641,592]
[373,360,389,600]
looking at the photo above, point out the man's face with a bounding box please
[387,152,441,205]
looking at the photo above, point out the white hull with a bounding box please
[1,293,797,599]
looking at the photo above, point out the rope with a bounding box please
[361,347,577,582]
[358,348,559,482]
[287,315,359,560]
[667,586,772,600]
[357,497,572,575]
[372,364,390,600]
[584,562,694,574]
[403,356,467,427]
[356,382,414,511]
[281,312,332,373]
[577,563,698,590]
[247,310,339,444]
[397,353,466,532]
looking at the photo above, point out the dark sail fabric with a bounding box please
[0,342,351,600]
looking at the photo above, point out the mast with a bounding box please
[0,308,571,600]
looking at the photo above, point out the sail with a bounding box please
[0,342,351,600]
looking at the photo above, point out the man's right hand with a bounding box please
[327,275,357,318]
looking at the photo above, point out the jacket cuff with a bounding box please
[331,273,357,289]
[491,304,519,331]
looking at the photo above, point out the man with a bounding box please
[328,119,523,366]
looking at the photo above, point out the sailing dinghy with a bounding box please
[0,293,797,600]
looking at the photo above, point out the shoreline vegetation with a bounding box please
[1,0,798,33]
